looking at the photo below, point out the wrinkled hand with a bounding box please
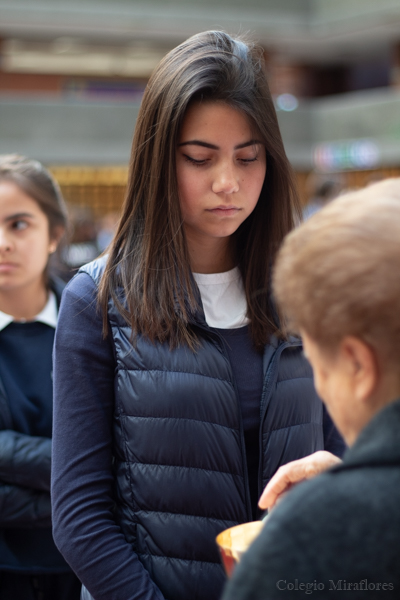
[259,451,342,511]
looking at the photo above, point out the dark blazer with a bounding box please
[222,398,400,599]
[77,258,341,600]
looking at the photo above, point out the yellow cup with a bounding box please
[216,520,265,577]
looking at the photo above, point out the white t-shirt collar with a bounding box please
[193,266,249,329]
[0,291,58,331]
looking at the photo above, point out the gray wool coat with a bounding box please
[222,398,400,599]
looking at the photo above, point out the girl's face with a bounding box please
[0,180,57,294]
[176,101,266,251]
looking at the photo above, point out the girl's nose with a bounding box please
[211,162,240,195]
[0,230,12,253]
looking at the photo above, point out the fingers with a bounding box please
[258,451,342,511]
[258,462,304,510]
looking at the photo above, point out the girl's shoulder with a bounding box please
[61,255,108,308]
[78,255,108,286]
[57,270,105,334]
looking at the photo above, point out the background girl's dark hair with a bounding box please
[0,154,69,281]
[99,30,300,351]
[0,154,68,236]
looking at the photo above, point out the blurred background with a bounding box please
[1,0,400,270]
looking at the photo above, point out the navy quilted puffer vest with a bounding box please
[80,259,323,600]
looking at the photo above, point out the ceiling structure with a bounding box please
[1,0,400,71]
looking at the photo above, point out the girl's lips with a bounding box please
[0,263,18,272]
[207,206,241,216]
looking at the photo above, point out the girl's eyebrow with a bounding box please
[4,212,35,222]
[178,139,263,150]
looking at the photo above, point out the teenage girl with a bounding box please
[52,31,344,600]
[0,155,81,599]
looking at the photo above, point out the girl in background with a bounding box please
[52,31,344,600]
[0,155,81,600]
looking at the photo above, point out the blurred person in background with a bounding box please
[96,211,120,253]
[52,31,344,600]
[61,206,100,278]
[0,155,81,600]
[302,172,344,220]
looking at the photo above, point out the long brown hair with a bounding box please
[99,30,300,351]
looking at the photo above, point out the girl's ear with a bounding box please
[49,226,65,254]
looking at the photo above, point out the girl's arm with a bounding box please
[0,430,51,491]
[51,272,164,600]
[0,402,53,527]
[0,481,51,527]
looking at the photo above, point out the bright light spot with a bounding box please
[276,93,299,112]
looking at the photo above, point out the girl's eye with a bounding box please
[238,156,258,164]
[183,155,208,166]
[12,219,28,231]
